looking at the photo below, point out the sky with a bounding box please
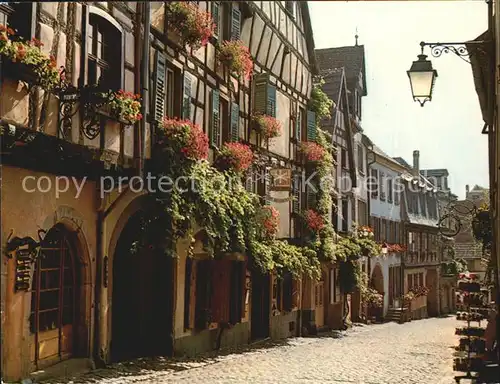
[308,0,490,200]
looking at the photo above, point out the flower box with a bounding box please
[1,26,60,90]
[251,114,281,140]
[2,60,38,86]
[214,142,253,173]
[97,103,134,126]
[218,40,253,80]
[166,2,215,50]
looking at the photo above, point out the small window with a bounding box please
[7,3,34,40]
[370,169,379,198]
[357,144,364,174]
[379,172,386,201]
[341,147,347,170]
[388,179,393,203]
[87,13,122,90]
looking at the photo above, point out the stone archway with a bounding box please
[110,209,174,361]
[370,263,384,294]
[368,263,384,320]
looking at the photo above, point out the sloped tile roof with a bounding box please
[455,242,483,260]
[315,45,367,95]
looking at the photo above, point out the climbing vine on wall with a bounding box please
[132,117,320,278]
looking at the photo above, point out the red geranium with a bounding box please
[167,2,215,49]
[214,142,254,173]
[219,40,253,80]
[304,209,324,232]
[299,142,326,163]
[158,117,209,160]
[252,114,281,140]
[258,206,280,238]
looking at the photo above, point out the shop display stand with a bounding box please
[453,279,487,384]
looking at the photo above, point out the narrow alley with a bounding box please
[42,317,458,384]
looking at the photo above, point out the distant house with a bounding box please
[315,43,369,327]
[394,150,442,319]
[363,137,406,318]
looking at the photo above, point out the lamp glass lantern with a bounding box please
[407,53,438,107]
[381,243,388,255]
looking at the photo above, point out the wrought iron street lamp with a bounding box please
[407,47,438,107]
[407,40,489,107]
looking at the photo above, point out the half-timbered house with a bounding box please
[149,1,318,354]
[312,43,369,329]
[1,1,320,380]
[1,2,141,381]
[394,151,442,320]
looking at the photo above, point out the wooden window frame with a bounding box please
[86,6,124,90]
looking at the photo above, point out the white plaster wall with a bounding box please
[370,162,402,222]
[370,254,401,316]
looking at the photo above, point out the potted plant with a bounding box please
[251,114,282,140]
[1,25,60,90]
[166,2,215,50]
[214,142,253,173]
[303,209,325,234]
[156,117,209,161]
[299,141,327,164]
[106,89,143,124]
[218,40,253,80]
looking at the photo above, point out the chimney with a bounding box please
[466,184,470,196]
[413,150,420,176]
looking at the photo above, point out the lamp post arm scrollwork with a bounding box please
[419,40,492,64]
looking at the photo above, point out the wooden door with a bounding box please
[315,282,325,328]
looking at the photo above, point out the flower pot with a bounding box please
[2,59,39,86]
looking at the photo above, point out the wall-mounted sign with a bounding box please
[15,248,32,292]
[269,168,291,191]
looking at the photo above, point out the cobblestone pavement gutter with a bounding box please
[38,316,461,384]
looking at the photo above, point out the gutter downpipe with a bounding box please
[140,2,151,179]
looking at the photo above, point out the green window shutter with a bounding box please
[183,73,192,120]
[292,176,300,214]
[267,84,276,117]
[231,6,241,40]
[253,74,268,115]
[154,51,166,122]
[212,2,220,39]
[230,102,239,142]
[306,110,316,141]
[210,89,220,147]
[296,109,302,143]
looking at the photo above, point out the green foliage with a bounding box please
[441,258,468,276]
[249,240,320,280]
[309,79,335,120]
[136,123,321,279]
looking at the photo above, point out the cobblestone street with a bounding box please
[44,316,461,384]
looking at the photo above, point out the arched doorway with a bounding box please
[368,263,384,320]
[29,224,85,368]
[111,210,174,361]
